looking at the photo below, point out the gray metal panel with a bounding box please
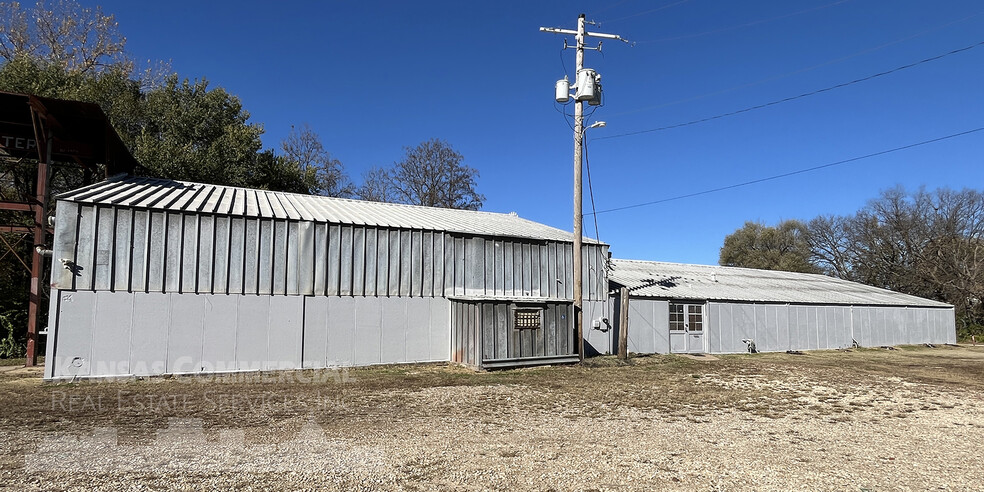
[94,207,114,291]
[129,210,148,292]
[74,205,97,291]
[198,215,214,294]
[314,223,328,295]
[432,232,445,297]
[465,236,484,296]
[286,221,300,295]
[730,304,754,353]
[112,208,131,292]
[130,292,169,376]
[443,233,454,297]
[708,303,725,353]
[257,219,274,295]
[377,228,391,297]
[530,243,541,297]
[483,238,495,296]
[326,297,356,366]
[147,212,165,292]
[272,220,288,295]
[453,236,466,296]
[503,241,514,296]
[351,226,365,296]
[212,216,229,294]
[340,225,354,296]
[760,304,780,352]
[364,228,378,297]
[422,231,434,297]
[91,291,132,376]
[944,309,956,343]
[410,230,423,297]
[353,297,381,365]
[381,299,407,363]
[547,243,558,298]
[243,218,259,294]
[388,229,400,296]
[51,201,79,289]
[266,295,303,370]
[327,224,342,295]
[227,217,245,294]
[428,297,449,361]
[167,294,204,374]
[399,230,412,297]
[563,243,574,300]
[815,305,828,349]
[753,304,768,352]
[181,214,198,293]
[52,290,94,378]
[538,244,549,298]
[406,299,432,361]
[236,295,270,371]
[202,294,239,372]
[302,296,328,368]
[521,243,532,296]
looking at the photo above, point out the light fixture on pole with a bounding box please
[540,15,627,363]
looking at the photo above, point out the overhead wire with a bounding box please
[594,39,984,142]
[586,126,984,216]
[609,8,984,118]
[635,0,853,44]
[583,134,601,241]
[597,0,694,25]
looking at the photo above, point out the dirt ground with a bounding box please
[1,345,982,491]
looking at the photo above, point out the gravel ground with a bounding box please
[1,346,983,491]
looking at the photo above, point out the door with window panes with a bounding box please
[668,302,705,353]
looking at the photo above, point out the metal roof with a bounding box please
[57,176,601,244]
[609,259,951,308]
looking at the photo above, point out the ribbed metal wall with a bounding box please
[54,203,609,301]
[451,299,577,368]
[620,298,956,355]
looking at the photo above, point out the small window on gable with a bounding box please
[514,308,542,330]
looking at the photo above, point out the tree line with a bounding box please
[720,187,984,339]
[0,0,484,356]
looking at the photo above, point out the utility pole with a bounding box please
[540,14,626,362]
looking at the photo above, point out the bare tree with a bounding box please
[281,123,353,197]
[389,138,484,210]
[0,0,129,73]
[356,166,393,203]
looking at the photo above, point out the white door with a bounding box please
[669,303,705,354]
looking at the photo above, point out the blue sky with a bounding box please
[91,0,983,265]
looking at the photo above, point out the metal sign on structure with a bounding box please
[0,91,136,366]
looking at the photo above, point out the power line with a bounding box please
[609,9,984,118]
[636,0,852,44]
[597,0,694,25]
[587,126,984,216]
[594,40,984,142]
[584,135,601,241]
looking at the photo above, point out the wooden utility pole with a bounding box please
[618,287,629,359]
[540,15,626,363]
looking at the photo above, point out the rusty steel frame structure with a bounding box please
[0,91,136,366]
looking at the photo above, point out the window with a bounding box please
[514,309,541,330]
[688,305,703,333]
[669,304,685,331]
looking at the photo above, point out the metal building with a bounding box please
[610,259,955,355]
[44,176,610,380]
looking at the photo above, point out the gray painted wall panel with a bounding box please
[429,298,449,360]
[212,217,229,294]
[167,294,204,374]
[51,202,79,289]
[148,212,166,292]
[272,221,288,295]
[266,296,303,370]
[327,297,357,366]
[94,207,114,291]
[236,295,270,371]
[380,300,407,363]
[181,215,198,293]
[52,290,94,377]
[354,297,382,365]
[257,219,273,295]
[198,216,214,294]
[406,299,431,361]
[302,296,328,368]
[352,226,366,296]
[91,291,132,375]
[202,294,238,372]
[399,230,412,297]
[130,293,168,376]
[364,228,378,297]
[113,208,132,292]
[75,206,96,291]
[287,221,301,295]
[340,225,354,296]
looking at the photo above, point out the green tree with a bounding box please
[719,220,819,273]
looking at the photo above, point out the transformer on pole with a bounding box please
[540,15,627,362]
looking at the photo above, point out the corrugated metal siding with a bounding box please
[450,299,577,368]
[620,298,956,356]
[54,203,609,301]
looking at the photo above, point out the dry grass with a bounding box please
[1,345,982,490]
